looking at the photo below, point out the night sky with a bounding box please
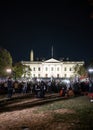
[0,1,93,63]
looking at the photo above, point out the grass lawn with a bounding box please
[0,95,93,130]
[32,95,93,130]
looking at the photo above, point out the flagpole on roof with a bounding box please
[51,45,53,58]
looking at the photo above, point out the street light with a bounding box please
[88,68,93,81]
[6,68,12,79]
[88,68,93,73]
[6,68,12,74]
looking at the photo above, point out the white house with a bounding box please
[21,50,84,78]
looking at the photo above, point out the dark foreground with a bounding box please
[0,95,93,130]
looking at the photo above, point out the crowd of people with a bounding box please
[0,77,93,101]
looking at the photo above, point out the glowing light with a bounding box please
[6,68,12,74]
[88,68,93,73]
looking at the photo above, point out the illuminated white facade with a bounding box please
[21,58,84,78]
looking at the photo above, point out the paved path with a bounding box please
[0,92,59,104]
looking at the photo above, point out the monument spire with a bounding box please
[30,49,34,61]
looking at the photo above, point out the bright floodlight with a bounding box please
[88,68,93,73]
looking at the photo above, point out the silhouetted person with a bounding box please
[7,77,13,98]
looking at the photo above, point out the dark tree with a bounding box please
[0,48,12,77]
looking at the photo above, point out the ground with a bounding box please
[0,108,74,130]
[0,96,93,130]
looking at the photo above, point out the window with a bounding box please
[38,74,40,77]
[45,74,48,77]
[69,68,72,71]
[38,67,40,71]
[57,74,59,77]
[33,67,35,71]
[45,67,48,71]
[51,67,53,71]
[64,74,67,77]
[64,67,67,71]
[33,74,35,77]
[57,67,59,71]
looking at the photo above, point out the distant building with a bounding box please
[21,50,84,79]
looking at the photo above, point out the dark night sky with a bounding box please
[0,1,93,63]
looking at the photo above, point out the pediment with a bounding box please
[44,58,60,63]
